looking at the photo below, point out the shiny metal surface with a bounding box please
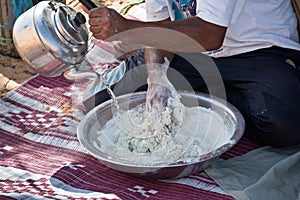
[13,1,89,77]
[77,91,245,180]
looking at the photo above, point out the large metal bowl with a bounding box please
[77,91,245,179]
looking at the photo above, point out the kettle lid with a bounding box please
[34,1,89,65]
[55,5,87,45]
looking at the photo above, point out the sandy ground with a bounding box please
[0,54,35,97]
[0,0,134,97]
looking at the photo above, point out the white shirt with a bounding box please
[145,0,300,57]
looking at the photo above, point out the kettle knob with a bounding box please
[73,12,87,28]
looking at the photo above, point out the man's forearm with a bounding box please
[108,17,226,53]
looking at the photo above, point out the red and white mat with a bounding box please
[0,3,262,199]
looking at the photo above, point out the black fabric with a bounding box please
[122,47,300,147]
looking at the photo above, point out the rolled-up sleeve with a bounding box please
[145,0,170,21]
[196,0,237,27]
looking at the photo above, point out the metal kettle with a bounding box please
[13,1,95,79]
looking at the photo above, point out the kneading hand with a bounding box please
[146,59,176,111]
[146,58,184,126]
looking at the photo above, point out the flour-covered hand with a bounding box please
[146,58,184,126]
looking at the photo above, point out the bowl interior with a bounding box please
[77,91,245,171]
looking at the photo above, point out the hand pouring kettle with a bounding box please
[13,1,95,79]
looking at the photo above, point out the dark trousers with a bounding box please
[123,47,300,147]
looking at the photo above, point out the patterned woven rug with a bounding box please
[0,46,261,199]
[0,3,262,199]
[0,73,260,199]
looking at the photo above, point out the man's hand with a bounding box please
[146,62,184,126]
[89,7,132,40]
[144,48,175,110]
[146,74,176,112]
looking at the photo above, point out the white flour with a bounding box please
[95,96,235,165]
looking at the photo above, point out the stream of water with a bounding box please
[98,72,120,111]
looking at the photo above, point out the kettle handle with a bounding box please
[79,0,98,10]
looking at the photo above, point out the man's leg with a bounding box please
[214,48,300,147]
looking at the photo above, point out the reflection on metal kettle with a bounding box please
[13,1,96,80]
